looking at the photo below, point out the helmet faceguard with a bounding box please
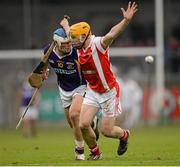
[69,22,91,48]
[53,28,70,46]
[53,28,71,54]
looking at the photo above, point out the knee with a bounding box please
[79,121,90,131]
[69,111,80,122]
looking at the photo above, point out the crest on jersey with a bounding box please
[57,60,64,68]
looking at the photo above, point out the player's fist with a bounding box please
[28,73,43,88]
[42,68,50,80]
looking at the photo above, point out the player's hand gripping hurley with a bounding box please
[16,15,70,129]
[16,41,56,130]
[28,15,70,88]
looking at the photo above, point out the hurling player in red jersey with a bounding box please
[61,1,138,160]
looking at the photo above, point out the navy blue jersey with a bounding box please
[43,44,86,91]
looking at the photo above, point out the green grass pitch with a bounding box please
[0,124,180,166]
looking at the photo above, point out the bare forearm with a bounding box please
[63,24,70,36]
[60,17,70,35]
[102,1,138,47]
[110,18,130,39]
[102,18,130,47]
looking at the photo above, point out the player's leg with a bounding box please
[80,104,102,160]
[100,116,129,155]
[69,95,83,141]
[64,107,73,128]
[29,107,39,137]
[101,116,123,138]
[30,119,37,137]
[69,94,85,160]
[58,86,73,128]
[22,119,30,137]
[91,114,100,141]
[64,106,85,160]
[100,84,130,156]
[20,107,31,137]
[58,86,85,160]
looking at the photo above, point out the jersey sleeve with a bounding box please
[93,37,108,54]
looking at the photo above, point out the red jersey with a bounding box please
[78,36,117,93]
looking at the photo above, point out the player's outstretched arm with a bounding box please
[59,15,70,35]
[102,1,138,48]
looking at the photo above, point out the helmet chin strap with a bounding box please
[78,29,91,49]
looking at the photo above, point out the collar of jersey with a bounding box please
[53,47,73,59]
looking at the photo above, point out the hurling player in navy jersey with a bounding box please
[43,28,99,160]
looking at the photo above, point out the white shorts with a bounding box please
[83,84,122,117]
[20,106,39,120]
[58,85,86,108]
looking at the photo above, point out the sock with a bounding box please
[75,140,84,155]
[89,144,100,155]
[120,130,128,141]
[75,140,84,148]
[75,147,84,154]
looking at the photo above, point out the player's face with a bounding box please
[59,41,72,54]
[70,36,83,49]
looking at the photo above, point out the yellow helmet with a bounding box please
[70,22,91,39]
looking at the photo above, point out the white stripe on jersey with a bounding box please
[94,37,106,54]
[91,39,110,91]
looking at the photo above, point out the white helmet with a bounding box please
[53,28,70,46]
